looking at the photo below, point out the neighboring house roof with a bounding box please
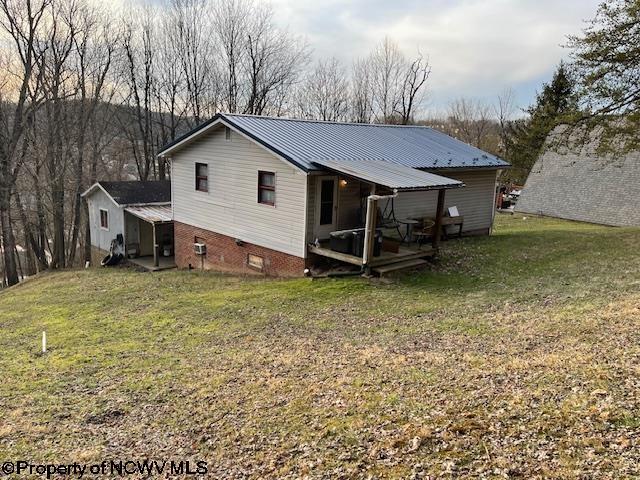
[312,158,463,191]
[125,205,173,224]
[158,113,510,173]
[81,181,171,206]
[516,138,640,227]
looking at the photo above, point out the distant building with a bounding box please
[516,135,640,226]
[81,181,174,270]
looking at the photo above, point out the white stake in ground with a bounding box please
[42,331,47,354]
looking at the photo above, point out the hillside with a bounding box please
[1,215,640,478]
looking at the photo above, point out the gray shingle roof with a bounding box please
[158,113,510,173]
[97,181,171,205]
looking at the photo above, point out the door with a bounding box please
[125,213,140,249]
[139,219,154,256]
[314,176,338,239]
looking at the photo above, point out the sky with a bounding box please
[267,0,601,114]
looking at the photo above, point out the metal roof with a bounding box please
[158,113,510,172]
[125,204,173,224]
[312,158,463,191]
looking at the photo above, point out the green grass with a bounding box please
[1,214,640,478]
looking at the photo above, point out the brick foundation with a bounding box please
[174,221,308,277]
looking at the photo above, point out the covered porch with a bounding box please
[306,158,464,275]
[124,204,176,271]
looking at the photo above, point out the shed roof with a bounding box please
[125,204,173,224]
[158,113,510,172]
[82,181,171,206]
[312,158,463,191]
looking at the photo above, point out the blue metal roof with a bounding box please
[158,113,510,173]
[222,114,509,171]
[312,158,463,191]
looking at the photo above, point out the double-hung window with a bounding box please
[99,209,109,229]
[195,163,208,192]
[258,171,275,206]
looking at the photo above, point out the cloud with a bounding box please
[269,0,600,111]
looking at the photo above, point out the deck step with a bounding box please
[372,258,429,276]
[369,249,435,267]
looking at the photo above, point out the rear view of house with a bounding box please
[159,113,509,277]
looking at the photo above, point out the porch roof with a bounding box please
[311,158,464,191]
[125,204,172,224]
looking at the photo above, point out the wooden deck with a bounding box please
[308,243,435,268]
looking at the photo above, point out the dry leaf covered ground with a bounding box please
[1,214,640,479]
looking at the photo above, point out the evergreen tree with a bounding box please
[568,0,640,155]
[508,62,578,180]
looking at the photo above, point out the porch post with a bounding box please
[363,196,378,268]
[152,222,159,268]
[432,189,446,250]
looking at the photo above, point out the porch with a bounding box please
[128,255,176,271]
[306,158,464,274]
[124,204,175,271]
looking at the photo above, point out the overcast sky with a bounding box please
[268,0,600,114]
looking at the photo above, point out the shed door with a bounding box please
[314,176,338,240]
[139,220,154,256]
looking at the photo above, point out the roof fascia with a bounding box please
[158,114,308,174]
[80,182,121,208]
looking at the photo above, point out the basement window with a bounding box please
[195,162,208,192]
[258,171,275,206]
[247,254,264,271]
[99,209,109,230]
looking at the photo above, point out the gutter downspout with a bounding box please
[362,189,398,272]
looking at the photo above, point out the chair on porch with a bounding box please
[411,219,436,247]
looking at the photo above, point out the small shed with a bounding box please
[81,181,174,270]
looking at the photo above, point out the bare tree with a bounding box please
[169,0,212,125]
[244,4,307,115]
[0,0,50,285]
[362,37,431,124]
[37,0,82,269]
[297,57,349,121]
[369,37,404,123]
[494,87,516,158]
[351,57,373,123]
[120,6,157,181]
[212,0,307,116]
[447,97,494,150]
[67,1,116,265]
[212,0,248,113]
[399,52,430,124]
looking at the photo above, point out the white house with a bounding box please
[158,113,509,276]
[81,181,174,270]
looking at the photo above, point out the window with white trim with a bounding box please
[195,163,208,192]
[100,209,109,230]
[258,171,275,206]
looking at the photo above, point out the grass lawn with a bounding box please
[1,214,640,478]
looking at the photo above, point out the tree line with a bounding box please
[1,0,636,287]
[0,0,434,287]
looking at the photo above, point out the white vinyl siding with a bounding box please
[393,169,499,233]
[307,169,499,235]
[171,125,308,257]
[87,189,124,252]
